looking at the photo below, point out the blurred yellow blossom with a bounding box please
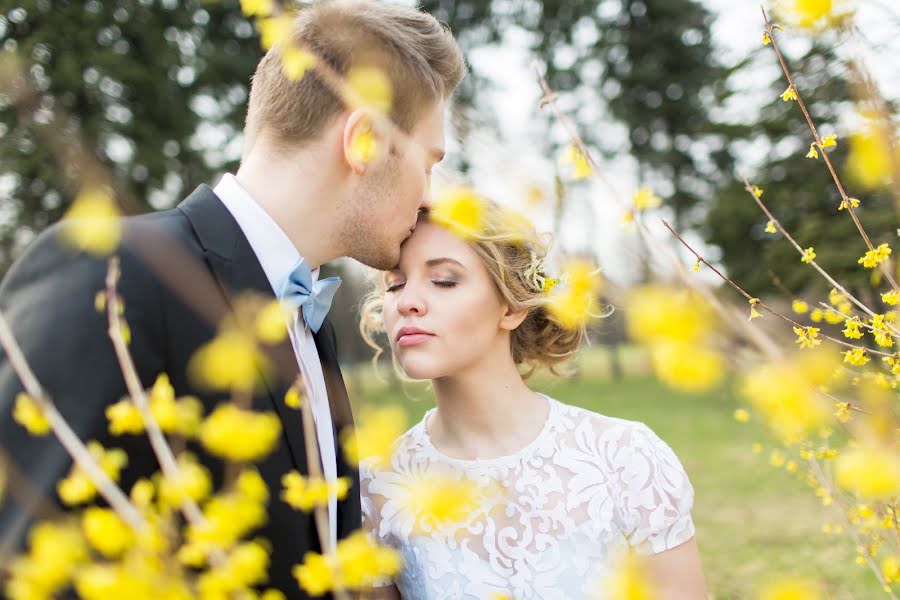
[751,185,764,198]
[770,449,786,468]
[430,186,488,240]
[285,382,305,409]
[348,127,380,164]
[781,86,798,102]
[105,398,143,436]
[81,507,134,558]
[13,392,51,436]
[838,197,860,211]
[199,405,280,462]
[7,521,89,600]
[346,65,393,114]
[806,143,819,159]
[255,299,290,344]
[561,143,592,180]
[57,441,128,506]
[547,259,603,330]
[649,341,725,393]
[281,46,316,81]
[809,308,824,322]
[157,452,213,508]
[758,577,821,600]
[632,187,662,210]
[604,551,656,600]
[257,15,293,50]
[882,290,899,306]
[734,408,751,423]
[241,0,273,17]
[858,243,891,269]
[765,220,777,234]
[188,327,269,392]
[835,445,900,500]
[871,314,894,348]
[819,134,837,149]
[342,404,408,467]
[847,123,896,190]
[792,299,809,314]
[800,247,816,263]
[60,188,121,256]
[149,374,202,438]
[405,473,484,532]
[293,531,402,594]
[627,285,713,344]
[281,471,349,511]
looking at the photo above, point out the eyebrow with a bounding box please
[425,257,465,269]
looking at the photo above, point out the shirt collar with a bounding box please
[213,173,318,294]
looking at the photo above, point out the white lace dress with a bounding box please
[359,395,696,600]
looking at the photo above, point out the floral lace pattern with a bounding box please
[360,396,696,599]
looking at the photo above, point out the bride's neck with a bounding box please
[429,353,548,460]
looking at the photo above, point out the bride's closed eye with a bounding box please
[385,279,458,293]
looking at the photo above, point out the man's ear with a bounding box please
[342,109,387,174]
[499,305,529,332]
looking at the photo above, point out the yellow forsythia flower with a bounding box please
[858,242,892,269]
[81,507,134,558]
[157,452,213,508]
[749,298,763,320]
[809,308,824,322]
[281,46,316,81]
[835,445,900,500]
[13,392,51,436]
[882,290,900,306]
[843,348,869,366]
[806,143,819,159]
[763,32,772,45]
[792,325,821,349]
[626,285,712,344]
[834,401,851,423]
[781,86,798,102]
[294,552,334,596]
[819,134,837,148]
[800,247,816,263]
[561,143,592,180]
[57,442,128,506]
[734,409,751,423]
[188,327,269,392]
[847,127,895,190]
[547,259,602,330]
[838,197,860,211]
[871,314,894,348]
[345,65,393,114]
[105,399,144,436]
[649,341,725,393]
[758,577,821,600]
[429,186,488,240]
[255,299,290,344]
[7,521,89,600]
[765,220,777,234]
[285,383,305,409]
[842,318,864,339]
[293,531,402,594]
[256,15,293,50]
[199,404,281,462]
[281,471,349,511]
[792,299,809,314]
[60,188,121,256]
[342,405,408,467]
[632,187,662,210]
[240,0,273,17]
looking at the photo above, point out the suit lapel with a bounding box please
[178,185,308,473]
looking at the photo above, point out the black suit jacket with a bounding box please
[0,185,361,597]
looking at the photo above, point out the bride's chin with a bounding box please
[397,359,442,381]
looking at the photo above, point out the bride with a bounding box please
[357,202,707,599]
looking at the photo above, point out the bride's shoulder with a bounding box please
[358,413,431,481]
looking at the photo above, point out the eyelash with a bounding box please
[386,280,457,293]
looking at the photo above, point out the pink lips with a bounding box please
[396,326,435,347]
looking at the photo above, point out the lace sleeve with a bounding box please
[358,459,395,588]
[618,423,695,555]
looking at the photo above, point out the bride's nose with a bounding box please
[397,281,426,316]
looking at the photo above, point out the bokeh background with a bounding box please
[2,1,899,597]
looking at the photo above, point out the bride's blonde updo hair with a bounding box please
[359,199,587,378]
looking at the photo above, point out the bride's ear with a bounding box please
[499,305,529,331]
[342,109,387,174]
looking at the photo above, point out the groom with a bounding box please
[0,0,464,595]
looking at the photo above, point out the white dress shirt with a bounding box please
[214,173,339,548]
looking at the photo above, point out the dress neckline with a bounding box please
[415,393,558,468]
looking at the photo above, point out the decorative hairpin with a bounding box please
[524,251,559,294]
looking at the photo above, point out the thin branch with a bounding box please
[0,310,145,529]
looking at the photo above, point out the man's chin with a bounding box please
[351,246,401,271]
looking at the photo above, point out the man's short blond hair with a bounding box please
[245,0,466,148]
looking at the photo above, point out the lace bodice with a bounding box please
[360,396,696,600]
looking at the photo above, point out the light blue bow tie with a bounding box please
[277,258,341,334]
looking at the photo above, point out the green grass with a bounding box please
[344,346,884,599]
